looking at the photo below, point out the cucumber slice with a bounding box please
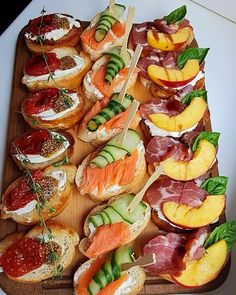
[109,99,125,113]
[94,29,107,42]
[100,211,110,225]
[94,270,107,288]
[103,145,127,160]
[87,279,100,295]
[103,207,124,223]
[104,73,113,84]
[109,194,147,224]
[96,23,110,32]
[111,246,133,280]
[90,155,109,168]
[99,111,110,121]
[101,259,113,283]
[99,150,114,163]
[111,254,120,280]
[89,214,103,227]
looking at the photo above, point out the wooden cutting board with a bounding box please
[0,21,231,295]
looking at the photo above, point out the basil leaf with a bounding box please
[200,176,228,195]
[192,131,220,152]
[181,90,208,105]
[204,221,236,251]
[164,5,187,25]
[177,48,210,69]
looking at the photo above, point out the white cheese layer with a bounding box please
[35,92,80,120]
[25,14,81,41]
[114,275,135,295]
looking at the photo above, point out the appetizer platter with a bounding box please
[0,1,235,294]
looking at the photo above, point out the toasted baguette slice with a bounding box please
[74,258,146,295]
[22,47,92,91]
[79,194,151,256]
[81,13,125,61]
[22,91,85,130]
[83,54,138,103]
[0,221,79,283]
[75,143,146,202]
[0,164,76,225]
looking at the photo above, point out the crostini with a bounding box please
[129,5,194,55]
[11,130,74,171]
[143,221,236,287]
[146,131,219,181]
[74,245,146,295]
[21,88,85,130]
[76,129,146,201]
[25,13,82,54]
[0,221,79,282]
[22,46,91,91]
[0,164,76,225]
[140,90,208,138]
[80,2,126,61]
[138,47,208,99]
[79,194,151,258]
[77,93,141,145]
[145,175,227,232]
[83,47,139,102]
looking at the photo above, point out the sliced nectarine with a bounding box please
[147,59,200,88]
[162,140,216,181]
[172,240,228,287]
[149,97,207,132]
[162,195,225,228]
[147,27,192,51]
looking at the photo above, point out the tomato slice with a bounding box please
[23,88,59,115]
[0,238,46,277]
[28,14,57,35]
[24,52,61,76]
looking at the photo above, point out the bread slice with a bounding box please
[83,53,138,103]
[22,91,85,130]
[0,164,76,225]
[75,143,146,202]
[0,221,79,283]
[79,194,151,256]
[74,258,146,295]
[81,13,125,61]
[22,47,92,91]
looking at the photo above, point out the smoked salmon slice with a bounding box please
[98,274,129,295]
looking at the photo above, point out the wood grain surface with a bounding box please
[0,22,231,295]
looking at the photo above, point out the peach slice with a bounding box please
[172,240,228,287]
[149,97,207,132]
[162,195,225,228]
[162,139,216,181]
[147,27,192,51]
[147,59,200,88]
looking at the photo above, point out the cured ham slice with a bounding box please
[185,227,209,260]
[138,52,163,78]
[143,233,186,275]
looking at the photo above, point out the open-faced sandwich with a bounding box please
[81,1,126,61]
[145,175,227,232]
[76,129,146,201]
[143,221,236,287]
[11,130,74,170]
[0,221,79,282]
[22,46,91,91]
[0,164,76,225]
[146,131,219,181]
[25,12,82,54]
[140,90,208,138]
[138,47,208,100]
[78,194,151,258]
[77,93,141,145]
[129,5,194,55]
[74,245,146,295]
[21,88,85,130]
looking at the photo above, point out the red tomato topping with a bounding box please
[5,171,43,211]
[23,88,59,115]
[0,238,46,277]
[24,52,61,76]
[11,130,50,155]
[28,14,57,35]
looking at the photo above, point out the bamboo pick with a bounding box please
[120,6,135,58]
[121,253,156,272]
[109,0,115,14]
[116,99,139,145]
[128,165,163,213]
[117,44,143,103]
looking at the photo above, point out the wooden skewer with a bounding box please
[116,99,139,145]
[121,253,156,272]
[117,44,143,103]
[109,0,115,14]
[128,165,163,213]
[120,6,135,58]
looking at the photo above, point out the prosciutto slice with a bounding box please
[143,233,186,275]
[138,52,164,78]
[185,227,209,260]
